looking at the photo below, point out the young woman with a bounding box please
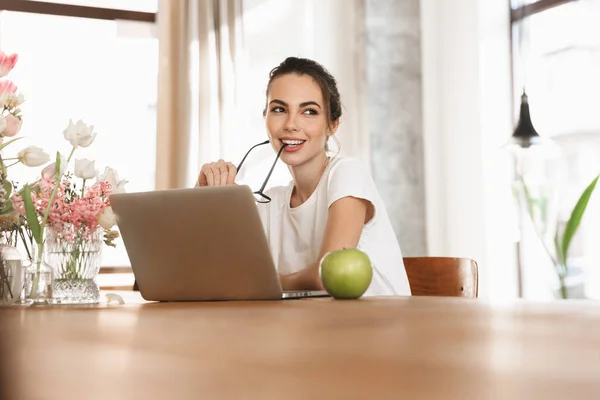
[197,57,411,296]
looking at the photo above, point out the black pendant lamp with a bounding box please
[510,90,542,149]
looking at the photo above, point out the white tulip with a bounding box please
[115,179,128,193]
[96,166,127,193]
[17,146,50,167]
[41,153,68,179]
[0,93,8,109]
[98,206,116,229]
[63,119,97,148]
[0,93,24,110]
[7,93,24,108]
[74,158,97,180]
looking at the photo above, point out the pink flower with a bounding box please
[1,114,22,137]
[15,171,115,240]
[0,52,18,78]
[0,80,17,95]
[10,195,24,215]
[38,176,56,194]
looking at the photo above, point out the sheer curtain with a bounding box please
[155,0,244,189]
[155,0,370,190]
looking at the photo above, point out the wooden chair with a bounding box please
[403,257,478,298]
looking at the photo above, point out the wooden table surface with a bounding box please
[2,293,600,400]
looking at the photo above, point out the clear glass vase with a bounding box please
[24,242,54,305]
[0,243,24,305]
[45,224,103,304]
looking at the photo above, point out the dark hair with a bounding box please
[263,57,342,131]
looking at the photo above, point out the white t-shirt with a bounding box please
[256,156,411,297]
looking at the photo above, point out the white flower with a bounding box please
[0,116,6,134]
[41,153,68,179]
[74,158,97,180]
[96,166,127,193]
[7,93,24,108]
[115,179,127,193]
[63,119,96,148]
[17,146,50,167]
[98,206,116,229]
[0,93,24,110]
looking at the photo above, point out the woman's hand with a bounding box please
[196,159,237,187]
[279,267,324,292]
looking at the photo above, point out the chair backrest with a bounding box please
[403,257,478,298]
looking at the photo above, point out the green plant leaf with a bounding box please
[518,174,561,271]
[554,230,565,272]
[522,184,535,214]
[2,180,12,198]
[0,180,14,214]
[519,176,538,226]
[561,174,599,265]
[0,204,14,215]
[23,184,41,244]
[0,137,24,151]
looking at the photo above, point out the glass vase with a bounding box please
[24,242,54,305]
[45,224,103,304]
[0,243,24,305]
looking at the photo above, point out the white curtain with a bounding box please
[156,0,244,189]
[155,0,370,189]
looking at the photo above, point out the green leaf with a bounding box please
[23,184,41,244]
[519,176,538,224]
[55,151,61,180]
[0,180,14,214]
[0,136,24,151]
[0,202,14,215]
[2,180,12,198]
[554,230,565,272]
[519,175,561,271]
[561,174,599,265]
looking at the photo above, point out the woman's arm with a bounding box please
[279,196,374,291]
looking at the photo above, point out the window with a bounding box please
[511,0,600,298]
[0,1,158,270]
[22,0,158,13]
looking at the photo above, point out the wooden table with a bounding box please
[2,294,600,399]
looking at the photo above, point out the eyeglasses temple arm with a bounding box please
[256,144,288,194]
[236,140,270,171]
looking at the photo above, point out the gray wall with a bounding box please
[365,0,427,256]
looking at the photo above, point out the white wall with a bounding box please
[420,0,517,301]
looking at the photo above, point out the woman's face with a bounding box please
[265,73,337,167]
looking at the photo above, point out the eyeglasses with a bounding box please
[236,140,288,203]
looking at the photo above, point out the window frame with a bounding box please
[0,0,156,22]
[510,0,576,23]
[509,0,578,115]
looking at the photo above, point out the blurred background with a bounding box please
[0,0,598,302]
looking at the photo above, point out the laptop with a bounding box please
[109,185,329,301]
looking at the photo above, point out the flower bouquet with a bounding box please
[13,120,126,304]
[0,49,53,304]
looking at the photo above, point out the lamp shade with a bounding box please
[504,90,563,180]
[510,92,542,148]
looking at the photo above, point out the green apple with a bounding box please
[319,248,373,299]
